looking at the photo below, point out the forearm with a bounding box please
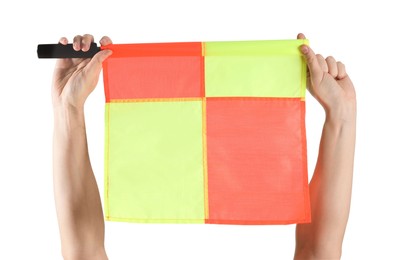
[53,106,106,259]
[295,112,356,259]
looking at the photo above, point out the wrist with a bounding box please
[53,104,85,132]
[325,104,356,132]
[52,91,85,113]
[324,100,356,128]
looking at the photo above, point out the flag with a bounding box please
[102,39,311,224]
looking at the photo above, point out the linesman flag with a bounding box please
[102,39,311,224]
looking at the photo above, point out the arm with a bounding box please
[52,34,112,260]
[294,33,357,260]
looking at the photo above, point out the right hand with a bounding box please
[52,34,113,110]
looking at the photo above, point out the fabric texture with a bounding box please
[102,39,311,225]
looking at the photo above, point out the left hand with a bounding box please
[297,33,356,122]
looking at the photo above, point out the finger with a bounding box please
[100,36,113,46]
[59,37,68,45]
[73,35,83,51]
[299,44,323,86]
[297,33,306,39]
[325,56,338,78]
[83,49,113,79]
[82,34,94,52]
[297,33,310,75]
[298,33,309,74]
[56,37,70,67]
[316,54,328,73]
[336,61,347,80]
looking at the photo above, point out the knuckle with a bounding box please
[100,36,113,46]
[315,54,325,63]
[73,35,82,50]
[83,34,94,42]
[307,54,316,63]
[59,37,67,44]
[73,35,82,41]
[326,56,335,61]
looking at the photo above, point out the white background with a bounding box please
[1,0,403,259]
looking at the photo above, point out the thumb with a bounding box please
[299,44,323,87]
[84,49,113,78]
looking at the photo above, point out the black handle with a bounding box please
[37,43,100,58]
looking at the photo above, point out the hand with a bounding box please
[297,33,356,122]
[52,34,113,110]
